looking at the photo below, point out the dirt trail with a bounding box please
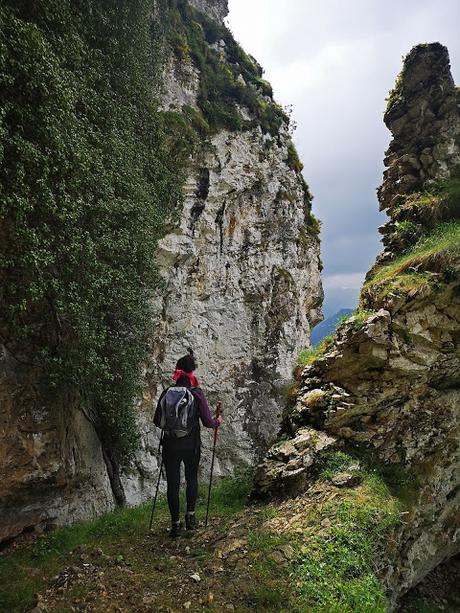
[36,500,304,613]
[17,480,460,613]
[32,483,340,613]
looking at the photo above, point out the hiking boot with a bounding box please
[185,513,197,531]
[169,521,182,539]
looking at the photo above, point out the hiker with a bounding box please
[154,348,222,538]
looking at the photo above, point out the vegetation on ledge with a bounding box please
[388,176,460,247]
[362,221,460,306]
[296,335,335,370]
[163,0,319,235]
[167,0,289,135]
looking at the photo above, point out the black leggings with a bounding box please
[162,435,200,523]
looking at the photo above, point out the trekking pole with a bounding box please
[205,402,222,529]
[149,430,164,531]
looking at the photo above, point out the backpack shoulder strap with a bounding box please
[154,387,169,427]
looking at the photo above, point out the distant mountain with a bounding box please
[311,308,354,346]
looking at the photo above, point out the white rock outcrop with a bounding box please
[122,3,323,498]
[0,0,322,540]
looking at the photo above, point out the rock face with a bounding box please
[254,43,460,604]
[122,1,322,500]
[377,42,460,261]
[0,354,114,543]
[0,0,322,540]
[189,0,228,23]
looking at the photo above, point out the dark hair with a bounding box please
[176,348,196,373]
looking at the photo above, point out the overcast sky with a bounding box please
[227,0,460,317]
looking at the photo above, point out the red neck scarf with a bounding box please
[173,368,199,388]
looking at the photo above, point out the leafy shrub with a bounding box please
[0,0,180,459]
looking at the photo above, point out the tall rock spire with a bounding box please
[254,43,460,606]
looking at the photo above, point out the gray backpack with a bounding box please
[156,386,197,437]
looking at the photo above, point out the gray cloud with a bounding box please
[227,0,460,315]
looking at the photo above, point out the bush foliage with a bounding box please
[0,0,180,458]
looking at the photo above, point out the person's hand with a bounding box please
[217,414,223,425]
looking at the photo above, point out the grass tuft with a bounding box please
[297,335,334,369]
[363,221,460,305]
[290,452,401,612]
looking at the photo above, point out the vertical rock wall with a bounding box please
[254,43,460,603]
[122,0,323,501]
[0,0,322,539]
[0,352,114,543]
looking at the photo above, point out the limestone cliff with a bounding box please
[254,42,460,604]
[122,0,322,501]
[0,0,322,541]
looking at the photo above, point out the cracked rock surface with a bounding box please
[254,43,460,603]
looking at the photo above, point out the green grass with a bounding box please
[297,335,334,368]
[0,500,166,612]
[296,309,375,369]
[243,450,402,612]
[0,474,252,612]
[290,452,401,612]
[363,221,460,304]
[0,465,407,613]
[362,174,460,307]
[336,308,376,329]
[363,271,437,307]
[320,450,420,509]
[246,529,293,611]
[205,469,253,515]
[397,177,460,220]
[319,451,358,479]
[248,585,286,610]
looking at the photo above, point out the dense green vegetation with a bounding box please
[362,220,460,305]
[0,0,180,459]
[167,0,289,135]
